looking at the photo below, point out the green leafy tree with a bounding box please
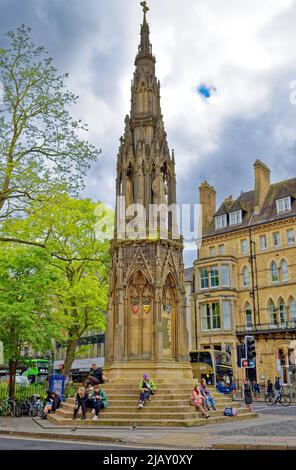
[4,195,113,377]
[0,245,59,399]
[0,25,100,241]
[45,197,112,377]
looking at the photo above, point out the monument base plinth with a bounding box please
[104,360,193,383]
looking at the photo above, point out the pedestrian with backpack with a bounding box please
[243,378,253,412]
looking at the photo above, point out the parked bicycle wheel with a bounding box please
[14,405,22,417]
[280,394,291,406]
[29,405,38,417]
[36,403,44,417]
[265,394,274,406]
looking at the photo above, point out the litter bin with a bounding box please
[49,374,66,400]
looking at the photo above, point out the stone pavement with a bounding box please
[1,415,296,450]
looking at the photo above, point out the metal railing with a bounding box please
[236,320,296,335]
[0,383,47,401]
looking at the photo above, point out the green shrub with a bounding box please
[0,382,47,400]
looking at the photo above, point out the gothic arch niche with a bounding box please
[127,270,153,360]
[162,273,177,359]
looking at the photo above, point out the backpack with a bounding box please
[224,407,238,417]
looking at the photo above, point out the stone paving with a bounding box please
[1,413,296,450]
[218,419,296,437]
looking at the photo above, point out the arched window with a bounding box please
[278,298,287,324]
[270,261,278,283]
[245,302,252,328]
[289,297,296,322]
[242,266,250,288]
[268,299,277,325]
[280,259,288,282]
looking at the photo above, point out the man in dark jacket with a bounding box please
[84,363,107,388]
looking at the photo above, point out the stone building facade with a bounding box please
[186,160,296,386]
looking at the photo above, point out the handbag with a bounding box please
[224,407,238,417]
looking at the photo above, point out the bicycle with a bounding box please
[29,396,44,417]
[17,399,31,416]
[264,390,291,407]
[0,398,21,417]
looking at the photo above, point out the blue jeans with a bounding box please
[139,390,152,403]
[93,400,104,416]
[205,395,216,408]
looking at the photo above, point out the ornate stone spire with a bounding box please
[105,2,189,378]
[115,1,177,232]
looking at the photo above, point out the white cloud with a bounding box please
[2,0,296,263]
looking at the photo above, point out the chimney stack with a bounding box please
[199,181,216,235]
[254,159,270,214]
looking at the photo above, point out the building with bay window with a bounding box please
[186,159,296,386]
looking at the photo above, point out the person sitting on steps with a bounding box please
[73,386,88,420]
[138,374,156,408]
[41,390,61,419]
[200,378,217,411]
[91,384,108,420]
[84,363,109,388]
[85,383,95,412]
[191,384,210,419]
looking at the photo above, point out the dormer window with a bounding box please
[229,210,242,226]
[215,214,227,229]
[276,197,291,214]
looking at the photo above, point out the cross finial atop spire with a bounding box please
[140,1,149,20]
[137,1,153,57]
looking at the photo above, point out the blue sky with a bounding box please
[1,0,296,265]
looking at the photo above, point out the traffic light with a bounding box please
[245,335,256,360]
[241,358,255,368]
[236,344,245,367]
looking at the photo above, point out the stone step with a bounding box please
[56,408,248,421]
[94,384,223,395]
[65,389,227,400]
[80,379,198,384]
[61,401,240,412]
[48,412,258,427]
[100,383,202,388]
[56,407,248,419]
[65,398,229,406]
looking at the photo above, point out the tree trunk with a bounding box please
[8,359,17,400]
[63,338,78,380]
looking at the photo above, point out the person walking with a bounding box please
[273,376,282,404]
[266,379,273,396]
[138,374,156,408]
[200,378,217,411]
[73,386,88,420]
[191,384,210,418]
[243,378,253,412]
[252,380,260,400]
